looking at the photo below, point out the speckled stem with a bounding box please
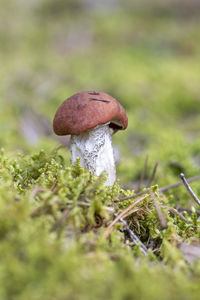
[70,124,116,185]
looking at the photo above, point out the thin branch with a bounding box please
[180,173,200,207]
[50,181,57,191]
[117,174,200,203]
[104,195,149,238]
[114,213,148,255]
[116,189,150,202]
[159,174,200,193]
[136,154,148,192]
[164,206,191,224]
[147,162,158,188]
[65,200,148,255]
[122,208,140,219]
[149,190,167,229]
[175,206,200,216]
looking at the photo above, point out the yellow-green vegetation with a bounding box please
[0,149,200,300]
[1,0,200,299]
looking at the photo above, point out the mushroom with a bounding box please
[53,91,128,185]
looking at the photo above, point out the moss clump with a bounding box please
[0,148,199,300]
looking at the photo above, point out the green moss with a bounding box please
[0,149,199,299]
[1,1,200,298]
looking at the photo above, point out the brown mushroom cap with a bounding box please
[53,91,128,135]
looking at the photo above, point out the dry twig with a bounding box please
[50,181,57,191]
[136,155,148,192]
[122,208,140,219]
[147,162,159,188]
[116,190,150,202]
[63,200,148,254]
[117,174,200,202]
[164,206,191,224]
[104,195,149,238]
[114,213,148,255]
[175,207,200,216]
[149,190,167,229]
[180,173,200,207]
[159,174,200,193]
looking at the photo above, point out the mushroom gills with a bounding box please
[109,119,124,132]
[70,124,116,185]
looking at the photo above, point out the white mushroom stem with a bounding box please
[70,124,116,185]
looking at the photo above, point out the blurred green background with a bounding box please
[1,0,200,190]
